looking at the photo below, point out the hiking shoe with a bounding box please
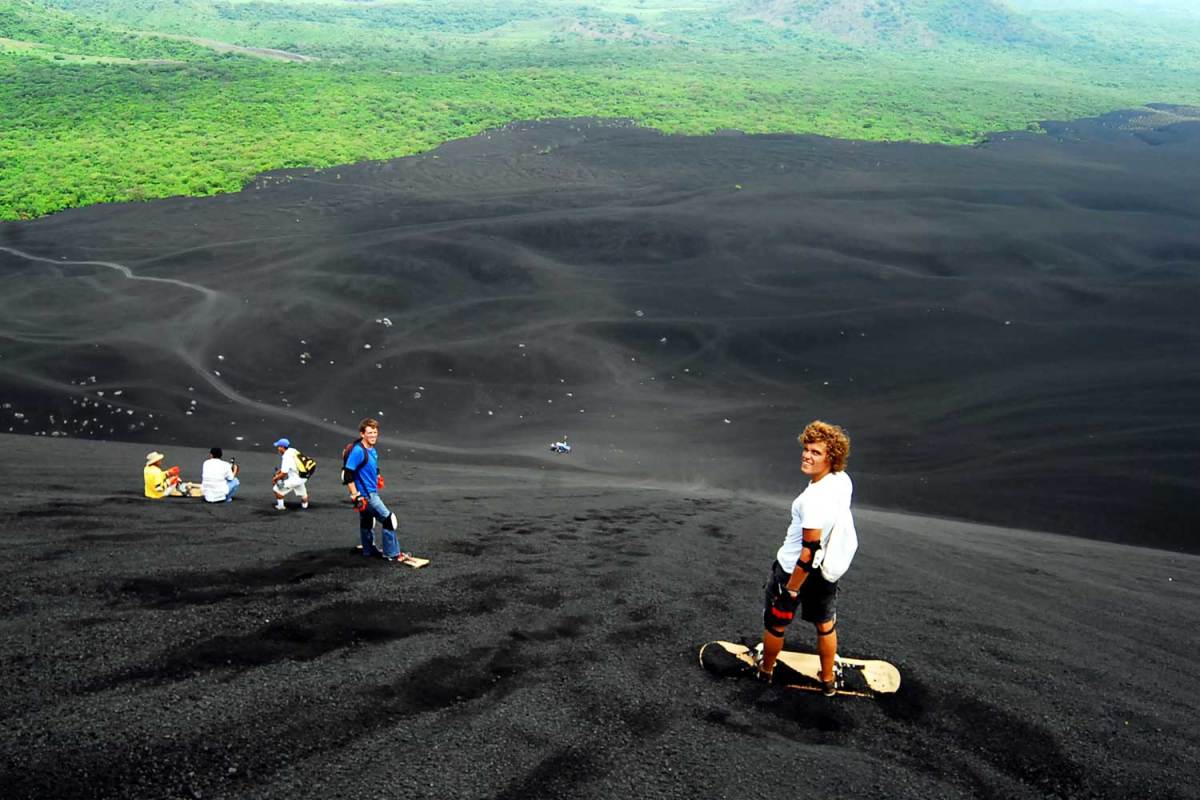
[750,642,773,683]
[821,663,843,696]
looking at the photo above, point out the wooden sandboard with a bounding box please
[355,545,430,568]
[699,640,900,697]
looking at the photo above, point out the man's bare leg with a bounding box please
[816,619,838,682]
[759,628,786,678]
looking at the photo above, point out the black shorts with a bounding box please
[762,559,838,629]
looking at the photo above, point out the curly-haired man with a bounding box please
[756,420,852,695]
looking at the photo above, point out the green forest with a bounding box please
[2,0,1199,220]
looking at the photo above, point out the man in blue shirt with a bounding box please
[344,417,411,562]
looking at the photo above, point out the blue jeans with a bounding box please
[225,477,240,501]
[359,493,400,558]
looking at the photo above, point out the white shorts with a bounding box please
[274,476,308,497]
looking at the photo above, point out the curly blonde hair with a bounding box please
[798,420,850,473]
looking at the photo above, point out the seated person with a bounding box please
[144,451,197,498]
[201,447,241,503]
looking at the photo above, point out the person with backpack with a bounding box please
[271,437,309,510]
[755,420,853,696]
[343,417,411,562]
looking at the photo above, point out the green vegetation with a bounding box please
[2,0,1199,220]
[0,0,210,59]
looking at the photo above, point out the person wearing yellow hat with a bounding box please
[143,451,196,499]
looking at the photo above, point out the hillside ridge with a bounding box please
[732,0,1045,46]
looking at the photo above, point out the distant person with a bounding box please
[343,417,410,562]
[755,420,853,696]
[143,451,196,499]
[271,438,309,510]
[201,446,240,503]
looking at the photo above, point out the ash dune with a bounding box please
[0,435,1197,800]
[1,111,1199,552]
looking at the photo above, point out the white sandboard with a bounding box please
[700,640,900,697]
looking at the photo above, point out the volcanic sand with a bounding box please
[0,434,1197,799]
[2,110,1200,797]
[1,111,1199,550]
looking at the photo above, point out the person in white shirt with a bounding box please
[756,420,853,696]
[271,437,309,510]
[200,447,240,503]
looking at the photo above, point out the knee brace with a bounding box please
[764,602,795,630]
[817,620,838,637]
[383,512,398,531]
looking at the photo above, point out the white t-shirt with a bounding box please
[280,448,301,479]
[776,471,853,573]
[201,457,235,503]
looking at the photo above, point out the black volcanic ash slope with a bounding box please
[1,111,1198,550]
[0,434,1197,800]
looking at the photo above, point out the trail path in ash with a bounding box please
[0,245,218,301]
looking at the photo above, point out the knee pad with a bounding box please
[383,512,398,531]
[763,603,795,631]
